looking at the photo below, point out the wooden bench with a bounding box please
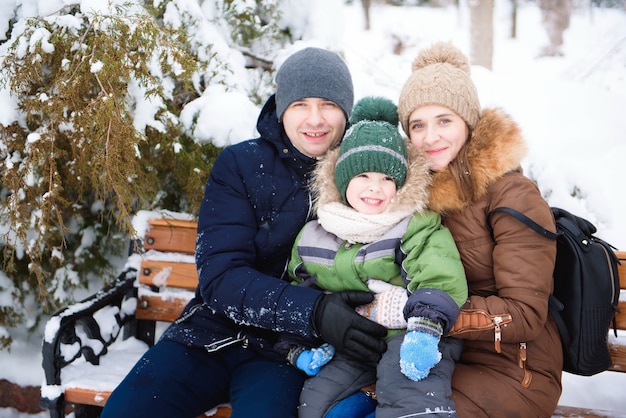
[40,216,230,418]
[40,216,626,417]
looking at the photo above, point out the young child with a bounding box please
[280,96,468,418]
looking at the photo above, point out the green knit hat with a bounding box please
[335,96,409,204]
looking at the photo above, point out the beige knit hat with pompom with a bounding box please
[398,42,481,135]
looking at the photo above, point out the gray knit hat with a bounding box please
[335,96,408,204]
[398,42,481,135]
[275,47,354,122]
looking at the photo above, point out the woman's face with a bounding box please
[407,104,469,172]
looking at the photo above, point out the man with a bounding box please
[101,47,387,418]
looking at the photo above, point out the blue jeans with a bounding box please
[324,391,376,418]
[101,340,305,418]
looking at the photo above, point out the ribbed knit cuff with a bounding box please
[286,346,307,367]
[407,316,443,337]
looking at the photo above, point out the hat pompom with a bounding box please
[411,42,470,74]
[349,96,399,127]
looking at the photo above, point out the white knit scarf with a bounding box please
[316,201,415,244]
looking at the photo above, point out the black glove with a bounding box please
[312,291,387,363]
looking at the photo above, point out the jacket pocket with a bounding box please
[447,308,513,352]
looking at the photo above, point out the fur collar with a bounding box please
[428,108,528,214]
[312,140,432,216]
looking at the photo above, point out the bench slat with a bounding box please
[139,260,198,289]
[553,404,626,418]
[609,340,626,372]
[144,219,197,254]
[64,388,231,417]
[64,388,108,407]
[136,294,192,322]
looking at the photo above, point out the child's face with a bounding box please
[346,172,397,215]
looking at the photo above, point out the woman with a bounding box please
[396,41,563,417]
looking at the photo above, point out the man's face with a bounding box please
[282,98,347,158]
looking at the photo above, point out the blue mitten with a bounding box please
[293,343,335,376]
[400,317,443,381]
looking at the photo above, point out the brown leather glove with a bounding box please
[447,309,512,352]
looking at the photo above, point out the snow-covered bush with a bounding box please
[0,0,295,349]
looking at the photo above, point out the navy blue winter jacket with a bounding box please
[160,95,323,358]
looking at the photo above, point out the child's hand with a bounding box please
[399,317,443,381]
[355,279,408,329]
[294,343,335,376]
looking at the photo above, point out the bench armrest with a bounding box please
[41,268,137,410]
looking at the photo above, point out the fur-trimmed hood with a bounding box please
[312,140,432,216]
[428,108,528,214]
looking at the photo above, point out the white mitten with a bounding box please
[355,279,408,329]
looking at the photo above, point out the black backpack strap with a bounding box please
[487,207,558,241]
[548,294,570,346]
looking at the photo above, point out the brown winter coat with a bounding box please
[428,108,563,418]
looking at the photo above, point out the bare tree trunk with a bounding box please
[511,0,518,39]
[539,0,572,56]
[362,0,371,30]
[468,0,494,70]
